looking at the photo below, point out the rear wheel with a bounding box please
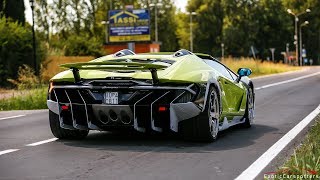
[179,87,220,142]
[242,88,254,128]
[49,110,89,139]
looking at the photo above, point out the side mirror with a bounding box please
[236,68,252,82]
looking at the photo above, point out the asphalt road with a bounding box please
[0,67,319,180]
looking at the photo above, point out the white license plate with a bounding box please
[104,92,118,104]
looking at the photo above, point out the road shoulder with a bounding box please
[258,113,320,179]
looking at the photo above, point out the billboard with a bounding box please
[108,9,151,42]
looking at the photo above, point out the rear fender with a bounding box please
[203,78,222,115]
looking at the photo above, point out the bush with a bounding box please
[222,58,300,77]
[276,116,320,177]
[64,35,104,57]
[0,16,47,87]
[0,87,47,110]
[41,56,94,82]
[7,65,40,90]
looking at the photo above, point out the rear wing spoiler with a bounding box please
[60,61,167,84]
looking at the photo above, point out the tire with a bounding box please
[241,87,254,128]
[49,110,89,139]
[179,87,220,142]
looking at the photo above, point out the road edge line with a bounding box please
[254,71,320,90]
[235,104,320,180]
[0,149,20,156]
[0,115,25,121]
[25,138,58,147]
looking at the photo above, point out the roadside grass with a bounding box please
[0,87,47,111]
[40,56,301,82]
[222,58,301,77]
[275,116,320,179]
[41,55,94,82]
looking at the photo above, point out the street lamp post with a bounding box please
[286,43,289,64]
[30,0,37,75]
[299,21,309,66]
[221,43,224,59]
[150,3,163,43]
[188,12,196,52]
[287,8,311,66]
[101,21,109,44]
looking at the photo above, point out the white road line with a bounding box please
[235,104,320,180]
[25,138,58,147]
[0,115,25,121]
[255,71,320,90]
[0,149,19,156]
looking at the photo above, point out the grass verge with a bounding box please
[274,115,320,179]
[0,87,47,111]
[222,58,301,77]
[41,55,94,82]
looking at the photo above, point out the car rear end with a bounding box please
[47,79,201,133]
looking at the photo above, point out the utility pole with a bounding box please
[287,8,311,66]
[30,0,37,75]
[150,3,163,43]
[188,12,196,52]
[221,43,224,60]
[101,21,109,44]
[299,21,309,66]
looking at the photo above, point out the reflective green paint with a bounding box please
[60,61,168,70]
[217,76,247,119]
[51,54,215,84]
[51,53,249,117]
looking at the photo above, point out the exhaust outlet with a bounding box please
[98,110,110,124]
[120,110,132,124]
[108,109,118,122]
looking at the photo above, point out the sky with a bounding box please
[174,0,188,12]
[24,0,32,24]
[24,0,188,24]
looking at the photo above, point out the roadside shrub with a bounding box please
[64,35,104,57]
[0,87,47,110]
[222,58,300,77]
[41,55,94,82]
[7,65,40,90]
[276,117,320,177]
[0,16,47,87]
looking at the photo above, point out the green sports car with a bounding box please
[47,49,255,142]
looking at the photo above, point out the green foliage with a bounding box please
[150,0,179,51]
[282,0,320,64]
[34,0,179,54]
[276,116,320,178]
[175,13,190,49]
[0,17,46,87]
[7,65,40,90]
[0,87,47,111]
[64,35,104,57]
[176,0,320,64]
[27,0,320,64]
[0,0,25,23]
[188,0,224,55]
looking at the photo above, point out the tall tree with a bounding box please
[282,0,320,64]
[222,0,260,57]
[255,0,292,60]
[0,0,25,23]
[187,0,224,55]
[153,0,179,51]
